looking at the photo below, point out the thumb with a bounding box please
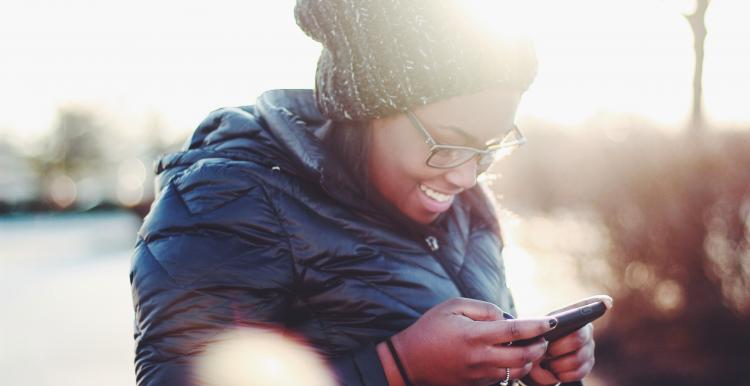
[446,297,505,322]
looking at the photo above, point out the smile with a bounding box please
[419,184,453,202]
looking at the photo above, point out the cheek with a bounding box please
[368,124,446,220]
[390,152,440,191]
[378,140,432,181]
[370,145,433,204]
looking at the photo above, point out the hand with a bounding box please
[382,297,558,386]
[523,295,610,385]
[523,323,596,385]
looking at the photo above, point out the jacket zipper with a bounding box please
[424,234,471,298]
[425,236,439,251]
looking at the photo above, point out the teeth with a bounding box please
[420,184,451,202]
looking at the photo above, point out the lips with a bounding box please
[418,184,456,214]
[419,184,452,202]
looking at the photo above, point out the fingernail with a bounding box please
[502,312,515,320]
[548,318,558,329]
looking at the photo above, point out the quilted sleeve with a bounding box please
[130,159,393,386]
[130,161,296,386]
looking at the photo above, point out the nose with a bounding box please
[443,158,479,190]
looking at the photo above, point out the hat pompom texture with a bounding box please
[295,0,537,122]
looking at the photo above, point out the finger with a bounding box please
[473,363,534,386]
[475,317,558,343]
[526,362,561,386]
[556,358,595,383]
[545,340,595,373]
[471,341,548,368]
[444,297,506,322]
[546,295,613,315]
[547,323,593,358]
[514,362,535,380]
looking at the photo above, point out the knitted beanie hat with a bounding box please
[294,0,537,122]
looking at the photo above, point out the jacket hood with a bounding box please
[157,91,328,180]
[156,89,325,179]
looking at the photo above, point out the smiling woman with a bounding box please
[129,1,599,386]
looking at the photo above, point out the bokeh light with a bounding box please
[116,158,146,207]
[194,328,336,386]
[49,174,77,208]
[624,261,655,290]
[653,279,684,313]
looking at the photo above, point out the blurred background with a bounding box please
[1,0,749,385]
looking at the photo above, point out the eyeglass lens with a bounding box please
[427,132,523,171]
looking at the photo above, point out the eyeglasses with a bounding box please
[406,110,526,174]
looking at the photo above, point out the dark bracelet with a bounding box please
[385,337,415,386]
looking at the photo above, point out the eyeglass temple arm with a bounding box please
[406,111,436,147]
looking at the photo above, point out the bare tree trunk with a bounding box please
[684,0,711,134]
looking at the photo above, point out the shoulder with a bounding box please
[133,158,295,288]
[150,155,281,226]
[187,105,262,149]
[154,105,273,187]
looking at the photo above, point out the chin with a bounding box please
[394,189,445,224]
[407,210,440,225]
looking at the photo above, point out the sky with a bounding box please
[1,0,748,145]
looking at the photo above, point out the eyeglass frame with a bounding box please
[405,110,527,173]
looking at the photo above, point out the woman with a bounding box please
[130,1,597,385]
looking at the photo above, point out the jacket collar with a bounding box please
[255,90,371,211]
[254,89,329,180]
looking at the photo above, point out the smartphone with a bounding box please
[512,295,612,345]
[542,300,607,341]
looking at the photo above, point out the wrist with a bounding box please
[376,341,406,386]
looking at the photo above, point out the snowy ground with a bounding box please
[0,212,140,386]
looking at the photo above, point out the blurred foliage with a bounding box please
[497,125,750,385]
[37,107,108,178]
[0,106,180,214]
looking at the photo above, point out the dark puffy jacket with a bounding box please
[130,89,515,386]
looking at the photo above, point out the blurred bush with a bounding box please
[0,106,180,215]
[496,123,750,385]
